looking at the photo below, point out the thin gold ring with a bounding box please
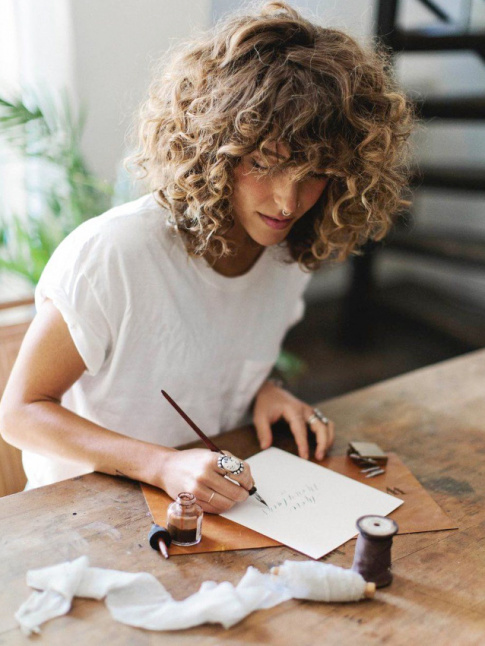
[208,492,215,504]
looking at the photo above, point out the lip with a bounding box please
[257,212,294,230]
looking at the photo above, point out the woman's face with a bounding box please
[230,142,328,248]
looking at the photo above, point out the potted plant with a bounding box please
[0,92,114,286]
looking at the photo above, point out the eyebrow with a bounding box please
[257,147,291,162]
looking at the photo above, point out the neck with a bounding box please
[206,240,264,277]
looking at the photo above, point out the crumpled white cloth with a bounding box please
[15,556,369,635]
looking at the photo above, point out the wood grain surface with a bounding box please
[1,349,485,645]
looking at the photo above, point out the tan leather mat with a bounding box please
[141,452,457,555]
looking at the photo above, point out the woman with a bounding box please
[0,2,412,511]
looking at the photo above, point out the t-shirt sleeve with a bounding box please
[289,295,306,329]
[35,225,113,376]
[287,270,312,330]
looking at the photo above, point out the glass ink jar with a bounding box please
[167,492,203,546]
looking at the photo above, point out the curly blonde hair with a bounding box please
[131,1,414,270]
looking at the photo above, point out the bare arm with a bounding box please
[0,301,252,512]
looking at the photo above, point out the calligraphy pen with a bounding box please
[161,389,268,507]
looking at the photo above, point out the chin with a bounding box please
[245,222,289,247]
[252,232,287,247]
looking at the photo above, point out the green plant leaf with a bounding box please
[0,87,116,285]
[275,349,307,384]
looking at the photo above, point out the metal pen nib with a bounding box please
[249,486,268,507]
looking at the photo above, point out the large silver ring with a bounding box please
[217,454,245,476]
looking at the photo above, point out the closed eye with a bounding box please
[250,158,270,172]
[308,171,328,180]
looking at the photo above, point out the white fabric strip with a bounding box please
[15,556,370,635]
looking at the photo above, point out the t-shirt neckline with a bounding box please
[187,244,272,291]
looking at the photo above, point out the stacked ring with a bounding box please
[307,409,330,426]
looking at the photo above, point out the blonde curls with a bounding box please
[130,1,414,269]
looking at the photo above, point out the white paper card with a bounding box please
[221,447,403,559]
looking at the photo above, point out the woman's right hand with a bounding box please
[0,301,251,512]
[157,448,253,513]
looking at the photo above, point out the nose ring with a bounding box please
[282,209,292,218]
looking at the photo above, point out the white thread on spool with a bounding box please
[270,560,375,602]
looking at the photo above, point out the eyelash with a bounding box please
[250,159,269,172]
[309,172,328,180]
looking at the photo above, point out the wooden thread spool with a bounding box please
[352,515,399,588]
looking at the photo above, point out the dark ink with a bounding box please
[167,525,199,544]
[166,492,203,546]
[261,483,319,516]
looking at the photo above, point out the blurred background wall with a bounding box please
[73,0,485,309]
[1,0,484,396]
[0,0,483,497]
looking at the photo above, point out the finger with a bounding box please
[217,475,250,502]
[253,415,274,452]
[205,465,250,504]
[326,420,335,447]
[309,419,330,461]
[316,416,335,451]
[195,485,237,514]
[286,413,309,460]
[214,452,253,492]
[307,409,335,458]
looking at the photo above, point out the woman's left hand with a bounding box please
[252,380,335,461]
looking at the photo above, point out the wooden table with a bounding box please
[1,350,485,645]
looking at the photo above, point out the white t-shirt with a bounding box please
[24,194,311,487]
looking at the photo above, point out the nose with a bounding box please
[272,174,299,215]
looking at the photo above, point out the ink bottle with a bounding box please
[167,492,203,546]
